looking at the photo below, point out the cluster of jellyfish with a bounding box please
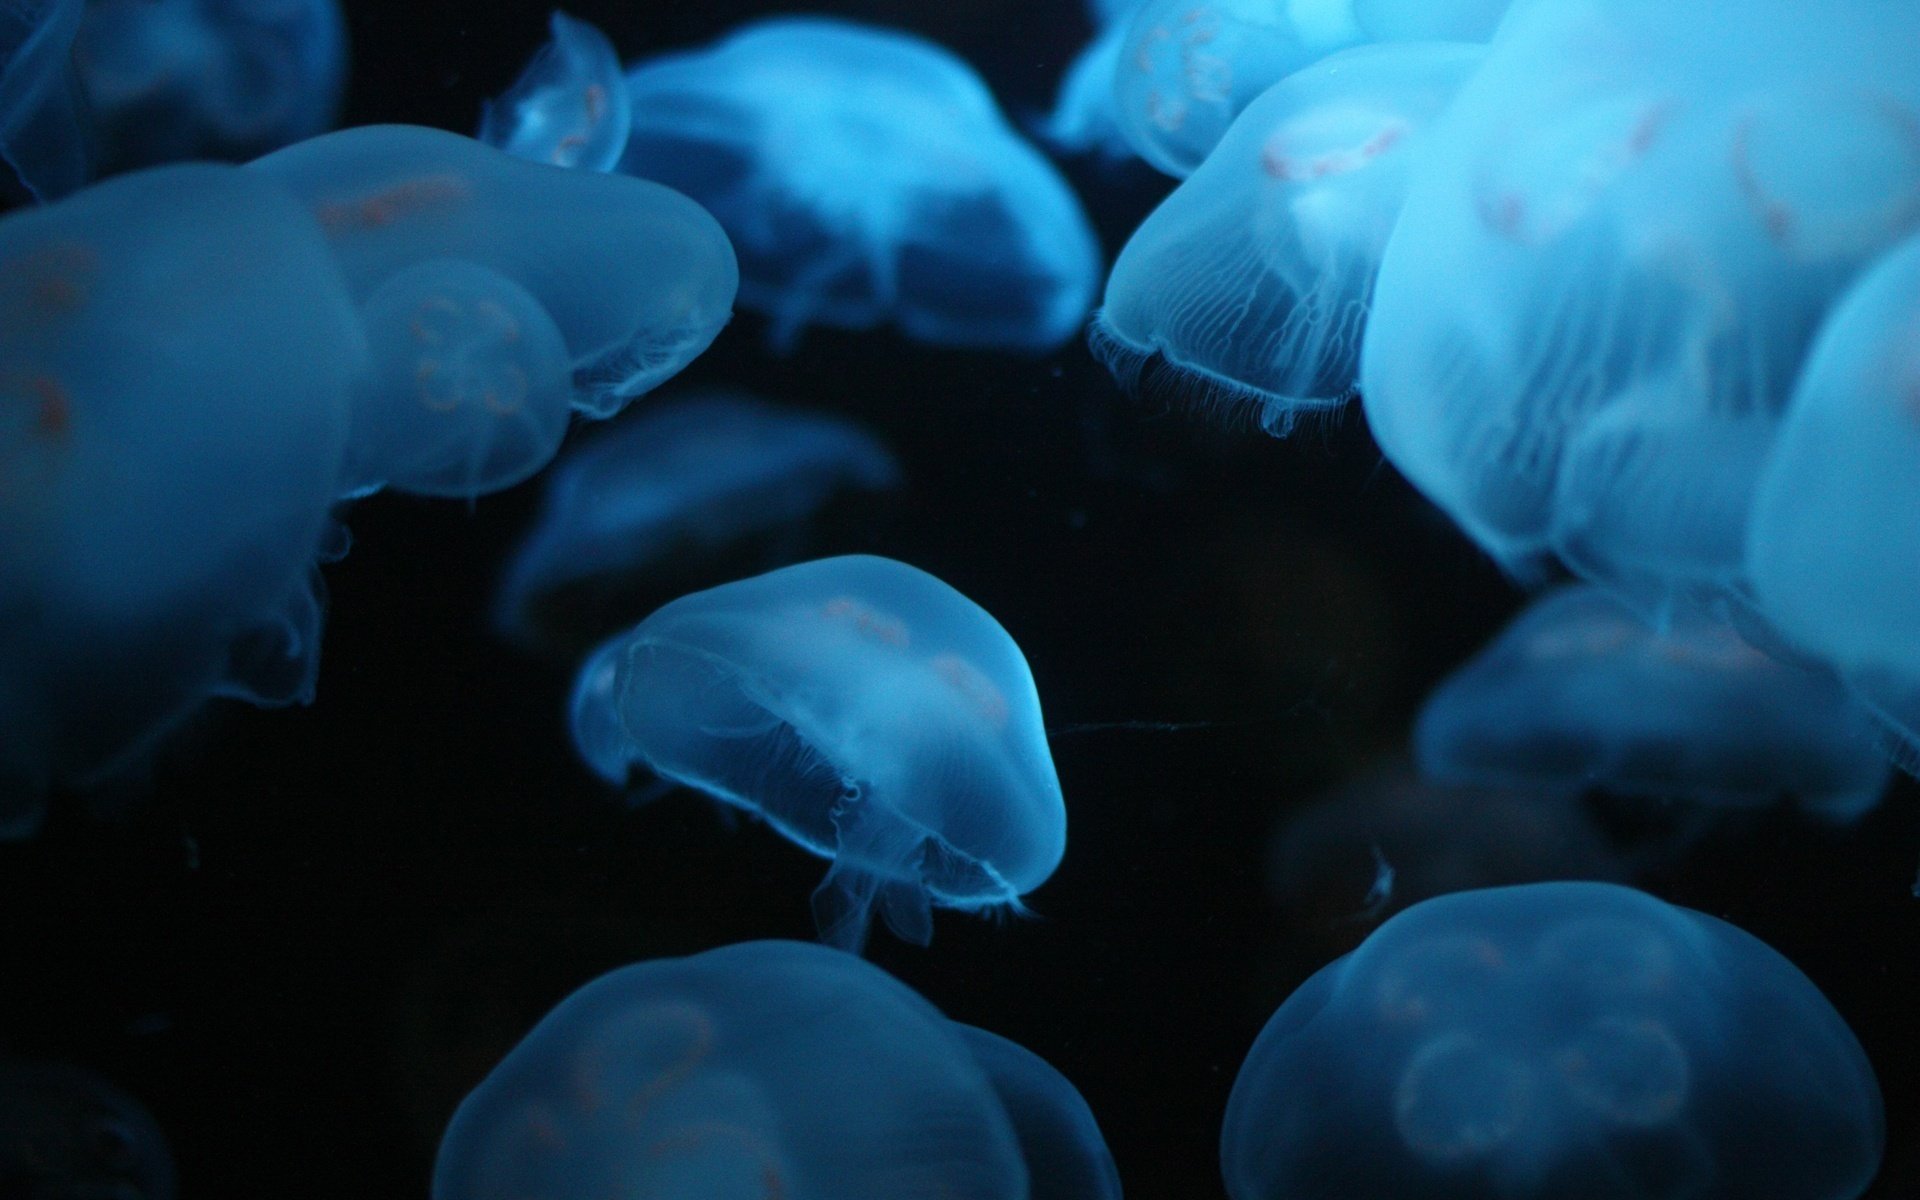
[1,0,1914,1195]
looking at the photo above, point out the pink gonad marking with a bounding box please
[1263,121,1407,182]
[316,174,471,232]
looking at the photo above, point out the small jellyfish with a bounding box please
[570,555,1066,952]
[493,390,901,655]
[73,0,348,172]
[1747,231,1920,684]
[618,16,1100,352]
[0,1059,175,1200]
[433,940,1031,1200]
[1412,586,1891,821]
[1094,41,1480,433]
[0,0,90,201]
[950,1024,1124,1200]
[250,124,739,418]
[343,259,574,499]
[1221,882,1884,1199]
[478,12,630,172]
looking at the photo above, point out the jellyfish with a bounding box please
[433,940,1031,1200]
[0,1059,175,1200]
[1412,586,1890,822]
[1221,881,1885,1199]
[0,0,90,201]
[493,391,901,655]
[73,0,348,173]
[478,11,629,172]
[1093,41,1481,433]
[1747,231,1920,685]
[1041,0,1146,160]
[1359,0,1920,583]
[1348,0,1510,42]
[570,555,1066,952]
[0,160,364,827]
[950,1024,1125,1200]
[618,16,1100,352]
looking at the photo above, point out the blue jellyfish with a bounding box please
[73,0,347,173]
[1413,586,1890,822]
[493,390,901,653]
[0,160,362,826]
[1360,0,1920,585]
[478,11,629,172]
[1041,0,1146,160]
[571,555,1066,951]
[0,0,90,200]
[1222,881,1885,1199]
[618,16,1100,352]
[950,1024,1124,1200]
[0,1059,175,1200]
[433,940,1031,1200]
[1094,41,1481,433]
[1748,231,1920,685]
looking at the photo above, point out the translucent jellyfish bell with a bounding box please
[1413,586,1890,822]
[618,16,1100,352]
[478,12,630,172]
[1221,882,1885,1200]
[433,940,1031,1200]
[1094,41,1480,433]
[950,1025,1124,1200]
[249,124,739,418]
[0,0,90,201]
[570,555,1066,952]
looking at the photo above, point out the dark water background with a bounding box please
[2,2,1916,1196]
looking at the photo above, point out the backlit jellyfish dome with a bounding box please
[0,161,363,827]
[1748,230,1920,689]
[73,0,349,172]
[1359,0,1920,584]
[618,16,1101,352]
[571,555,1066,952]
[951,1024,1125,1200]
[0,0,89,201]
[1221,882,1885,1200]
[1094,41,1480,434]
[0,1058,176,1200]
[494,391,901,654]
[477,11,629,172]
[1413,586,1890,822]
[433,940,1096,1200]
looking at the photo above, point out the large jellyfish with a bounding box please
[0,1059,175,1200]
[433,940,1108,1200]
[0,161,363,826]
[1221,882,1884,1199]
[1359,0,1920,588]
[493,391,901,654]
[570,555,1066,952]
[951,1024,1125,1200]
[1413,586,1890,821]
[477,11,629,173]
[247,125,739,496]
[1094,41,1481,432]
[0,0,89,201]
[618,16,1100,352]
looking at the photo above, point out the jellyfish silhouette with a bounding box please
[571,555,1066,952]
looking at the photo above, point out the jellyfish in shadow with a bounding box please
[570,555,1066,952]
[0,1058,176,1200]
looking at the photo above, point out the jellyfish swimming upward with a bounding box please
[571,555,1066,952]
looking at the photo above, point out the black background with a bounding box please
[2,2,1916,1196]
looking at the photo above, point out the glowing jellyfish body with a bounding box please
[0,162,362,824]
[1359,0,1920,583]
[0,0,89,200]
[1413,587,1890,821]
[1221,882,1884,1200]
[250,124,739,422]
[1043,0,1147,160]
[73,0,347,172]
[618,17,1100,352]
[433,940,1033,1200]
[478,11,629,172]
[951,1024,1125,1200]
[570,555,1066,951]
[494,392,901,650]
[1095,41,1480,432]
[0,1059,175,1200]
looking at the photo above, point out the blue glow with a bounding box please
[951,1024,1124,1200]
[478,11,629,172]
[494,390,901,649]
[1414,586,1890,821]
[1222,882,1884,1199]
[570,555,1066,952]
[618,16,1100,352]
[1094,41,1480,432]
[0,0,89,200]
